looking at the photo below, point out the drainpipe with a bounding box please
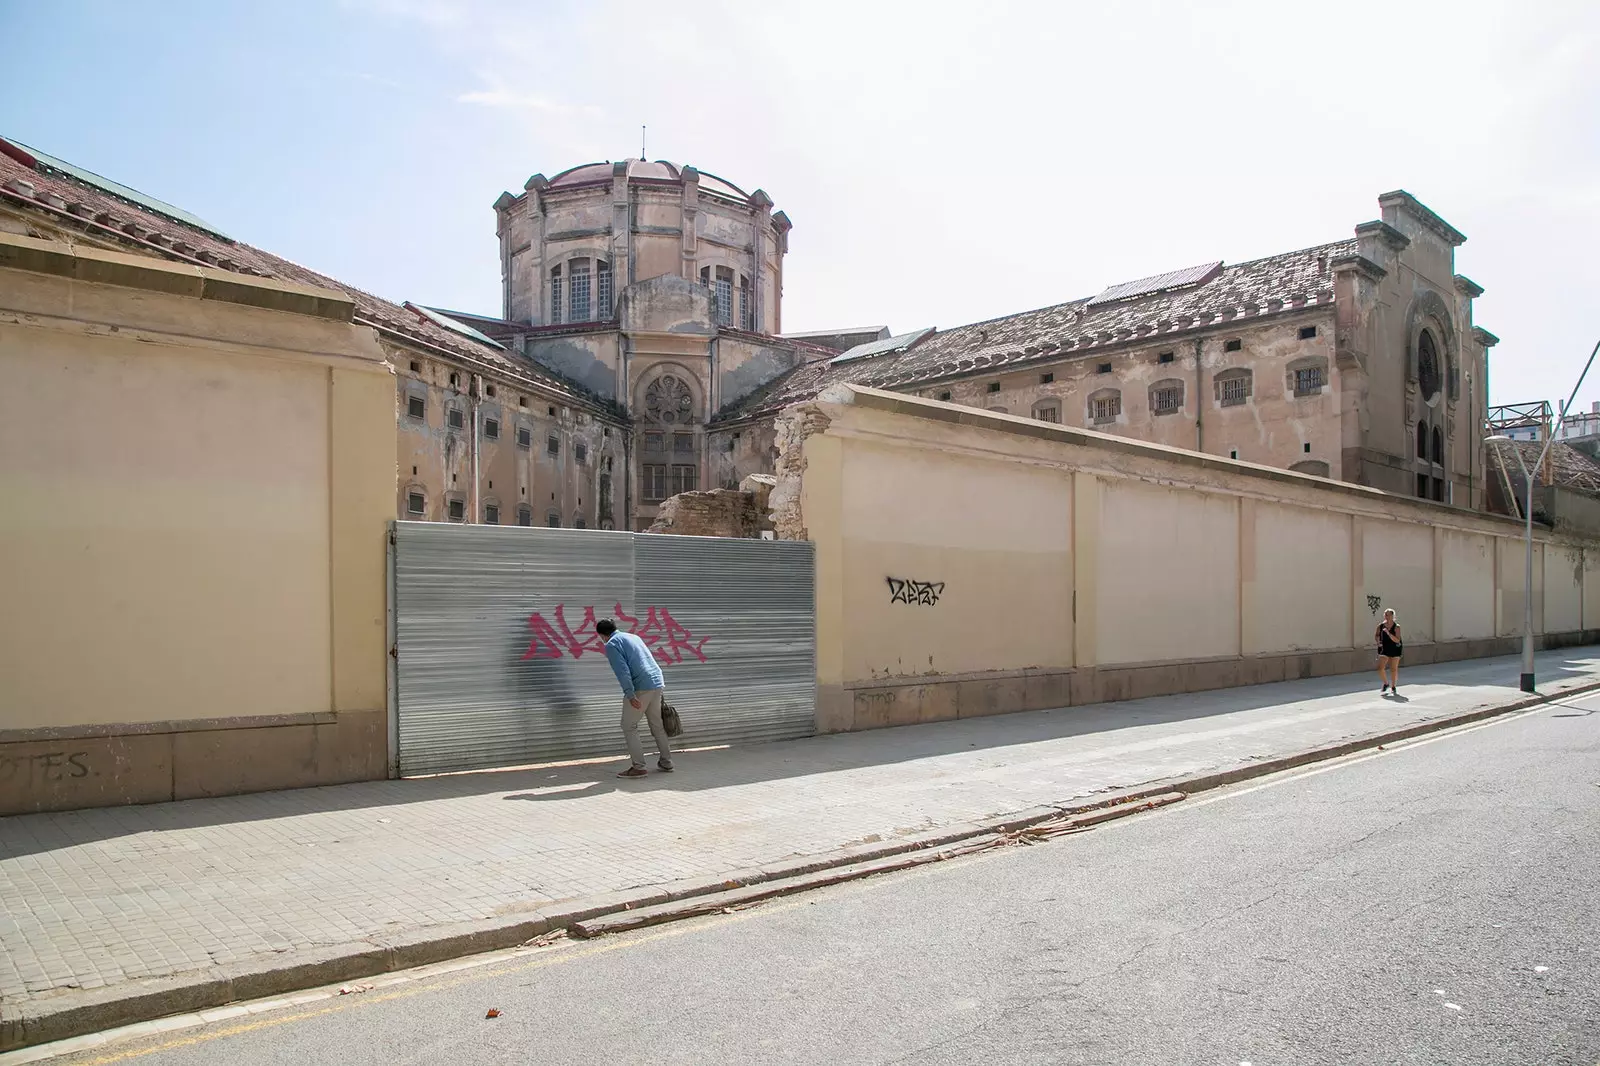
[620,333,633,530]
[1193,337,1205,452]
[469,374,482,523]
[1467,370,1475,509]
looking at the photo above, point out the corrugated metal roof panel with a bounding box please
[830,326,935,365]
[10,137,230,239]
[1088,261,1223,306]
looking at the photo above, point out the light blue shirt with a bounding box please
[603,631,664,700]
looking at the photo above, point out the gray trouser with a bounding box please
[622,688,673,769]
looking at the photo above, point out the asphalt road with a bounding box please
[38,695,1600,1066]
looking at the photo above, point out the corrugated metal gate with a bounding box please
[388,522,816,776]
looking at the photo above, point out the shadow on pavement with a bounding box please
[3,651,1597,859]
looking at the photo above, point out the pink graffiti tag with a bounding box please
[520,604,606,661]
[520,603,710,663]
[616,605,710,665]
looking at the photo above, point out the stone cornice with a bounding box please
[1454,274,1485,299]
[1332,253,1388,282]
[1378,189,1467,246]
[1355,219,1410,251]
[1472,326,1501,348]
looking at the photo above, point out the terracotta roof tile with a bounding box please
[713,240,1353,423]
[0,141,606,410]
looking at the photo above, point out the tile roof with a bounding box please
[0,138,608,411]
[1490,440,1600,501]
[713,240,1353,423]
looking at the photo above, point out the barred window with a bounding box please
[406,492,425,516]
[739,275,752,329]
[671,464,698,495]
[546,511,561,528]
[517,426,532,449]
[643,463,668,502]
[1293,365,1325,396]
[674,432,694,455]
[1033,403,1060,424]
[484,503,500,524]
[597,260,613,318]
[517,505,532,526]
[1089,390,1121,425]
[447,407,464,430]
[1151,380,1184,414]
[483,418,500,441]
[407,395,425,419]
[447,499,465,522]
[1216,369,1252,407]
[550,267,563,325]
[569,264,591,322]
[644,431,665,453]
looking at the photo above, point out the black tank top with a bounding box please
[1377,623,1402,656]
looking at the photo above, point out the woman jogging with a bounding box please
[1376,608,1403,695]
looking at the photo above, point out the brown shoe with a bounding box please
[616,766,648,779]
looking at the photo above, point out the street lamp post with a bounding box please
[1483,436,1537,691]
[1483,337,1600,694]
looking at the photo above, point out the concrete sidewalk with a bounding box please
[3,648,1599,1049]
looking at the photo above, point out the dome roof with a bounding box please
[543,160,752,203]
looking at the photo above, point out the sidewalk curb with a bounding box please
[5,678,1595,1053]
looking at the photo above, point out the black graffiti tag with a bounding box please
[1366,595,1382,616]
[887,577,944,606]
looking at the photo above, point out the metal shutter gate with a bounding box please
[390,521,815,776]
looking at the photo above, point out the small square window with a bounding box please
[486,385,497,398]
[447,408,464,430]
[987,382,1001,394]
[409,360,421,373]
[448,499,465,521]
[485,504,500,524]
[1158,352,1175,364]
[1230,449,1239,460]
[547,434,560,457]
[517,427,532,449]
[407,395,425,419]
[1225,339,1242,352]
[1299,325,1318,340]
[1097,363,1112,374]
[484,418,500,440]
[576,442,588,464]
[1040,372,1054,384]
[518,395,528,408]
[1304,442,1312,453]
[406,492,425,516]
[938,391,952,402]
[548,406,556,416]
[449,372,460,389]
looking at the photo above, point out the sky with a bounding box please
[1,0,1596,411]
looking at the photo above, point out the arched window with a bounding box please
[1417,329,1441,401]
[549,257,611,324]
[1088,388,1121,425]
[642,372,699,502]
[1431,426,1444,464]
[516,504,532,527]
[1416,419,1429,459]
[1031,400,1060,423]
[1150,379,1184,415]
[1214,368,1252,407]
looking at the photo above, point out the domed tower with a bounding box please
[492,160,798,529]
[493,159,790,333]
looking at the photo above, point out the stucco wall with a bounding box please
[0,239,396,812]
[787,386,1597,734]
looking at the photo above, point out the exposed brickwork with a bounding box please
[646,488,762,537]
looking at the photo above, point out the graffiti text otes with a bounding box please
[521,604,711,664]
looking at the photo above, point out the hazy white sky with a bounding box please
[2,0,1596,408]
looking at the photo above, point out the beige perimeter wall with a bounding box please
[0,236,396,813]
[781,386,1600,733]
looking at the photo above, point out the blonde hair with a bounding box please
[1383,609,1397,620]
